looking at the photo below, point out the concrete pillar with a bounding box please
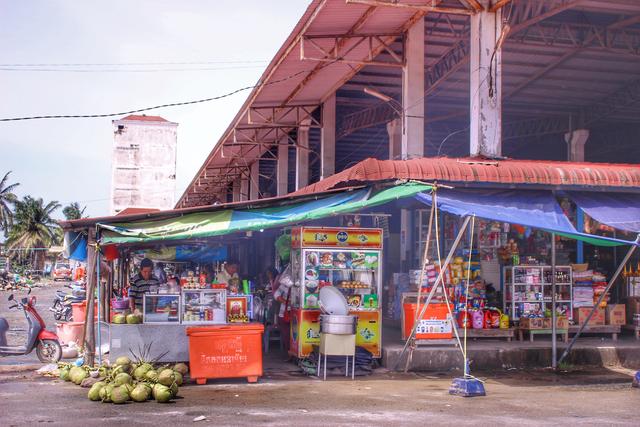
[240,171,249,201]
[232,179,241,202]
[250,160,260,200]
[402,16,425,159]
[387,118,402,160]
[564,129,589,162]
[296,120,310,190]
[321,94,336,179]
[277,138,289,196]
[469,1,503,157]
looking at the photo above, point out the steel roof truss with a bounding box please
[301,33,405,68]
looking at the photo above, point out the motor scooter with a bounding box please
[50,284,86,321]
[0,288,62,363]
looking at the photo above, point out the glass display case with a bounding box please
[293,249,381,311]
[142,294,181,324]
[181,289,227,324]
[289,226,383,358]
[503,265,573,321]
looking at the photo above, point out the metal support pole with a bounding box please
[393,215,472,371]
[96,247,102,365]
[558,235,640,366]
[551,233,557,369]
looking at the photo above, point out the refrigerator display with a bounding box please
[142,294,181,324]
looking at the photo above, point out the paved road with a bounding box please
[0,367,638,426]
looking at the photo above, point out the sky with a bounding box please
[0,0,309,218]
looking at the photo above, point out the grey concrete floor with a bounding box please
[1,366,638,426]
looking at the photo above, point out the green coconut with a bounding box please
[153,384,172,403]
[59,366,71,381]
[169,382,179,398]
[113,372,132,386]
[70,366,88,385]
[115,356,131,366]
[145,369,158,382]
[100,384,115,403]
[173,371,183,386]
[124,383,134,395]
[130,383,151,402]
[98,366,110,379]
[158,369,175,386]
[113,314,126,324]
[111,385,130,404]
[173,363,189,375]
[88,381,105,401]
[126,314,142,324]
[133,364,152,380]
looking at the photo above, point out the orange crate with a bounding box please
[186,323,264,384]
[403,303,453,340]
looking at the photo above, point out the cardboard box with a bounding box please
[605,304,626,326]
[520,318,544,330]
[542,318,552,329]
[625,296,640,316]
[573,307,605,326]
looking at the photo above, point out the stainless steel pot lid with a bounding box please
[318,286,349,315]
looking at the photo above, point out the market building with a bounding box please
[60,0,640,381]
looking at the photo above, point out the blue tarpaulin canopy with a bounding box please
[569,192,640,234]
[415,189,638,247]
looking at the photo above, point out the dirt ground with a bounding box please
[1,284,639,426]
[0,366,638,426]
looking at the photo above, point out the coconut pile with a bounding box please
[58,356,188,404]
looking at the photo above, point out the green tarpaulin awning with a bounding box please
[99,182,432,245]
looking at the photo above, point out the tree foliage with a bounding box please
[62,202,87,220]
[0,171,19,236]
[7,196,62,261]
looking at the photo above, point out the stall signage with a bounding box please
[297,227,382,248]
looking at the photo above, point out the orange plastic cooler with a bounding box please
[186,323,264,384]
[402,303,453,340]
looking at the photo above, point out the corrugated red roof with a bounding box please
[115,207,160,216]
[291,157,640,195]
[119,115,169,122]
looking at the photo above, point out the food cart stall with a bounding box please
[289,226,383,358]
[59,183,432,370]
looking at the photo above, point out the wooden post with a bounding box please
[83,227,97,366]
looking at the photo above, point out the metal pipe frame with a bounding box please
[557,235,640,366]
[393,215,473,371]
[301,33,405,68]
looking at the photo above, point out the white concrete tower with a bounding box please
[110,115,178,215]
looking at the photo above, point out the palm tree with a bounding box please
[7,196,61,270]
[0,171,19,236]
[62,202,86,220]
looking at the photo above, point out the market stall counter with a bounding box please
[109,283,256,363]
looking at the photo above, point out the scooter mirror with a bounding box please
[8,294,14,301]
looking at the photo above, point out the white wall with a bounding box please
[110,119,178,214]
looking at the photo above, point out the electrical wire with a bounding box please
[0,65,267,73]
[0,66,313,122]
[0,60,268,67]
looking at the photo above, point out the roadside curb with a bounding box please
[0,364,41,374]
